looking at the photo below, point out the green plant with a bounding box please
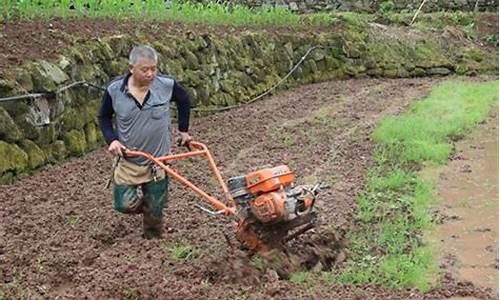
[250,255,265,269]
[302,12,336,27]
[289,271,310,284]
[485,34,499,46]
[168,244,196,260]
[123,287,138,299]
[378,1,395,16]
[67,214,80,227]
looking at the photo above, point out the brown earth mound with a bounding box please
[0,13,498,74]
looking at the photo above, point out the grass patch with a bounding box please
[335,79,498,291]
[165,244,197,260]
[289,271,310,284]
[373,80,499,164]
[66,214,80,227]
[0,0,336,27]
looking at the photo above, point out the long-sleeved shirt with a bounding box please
[97,73,191,165]
[98,73,190,145]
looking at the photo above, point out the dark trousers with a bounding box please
[113,177,168,238]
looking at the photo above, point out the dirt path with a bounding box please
[427,110,499,299]
[0,77,495,299]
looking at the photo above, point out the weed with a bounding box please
[335,12,376,28]
[456,198,471,208]
[282,134,295,148]
[311,106,332,124]
[289,271,310,284]
[250,255,265,269]
[302,12,336,27]
[67,214,80,227]
[378,1,395,16]
[485,34,499,46]
[320,271,336,283]
[167,244,196,260]
[125,255,136,263]
[35,257,45,273]
[123,287,138,299]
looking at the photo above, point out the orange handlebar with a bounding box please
[123,141,236,217]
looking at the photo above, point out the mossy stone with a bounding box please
[108,58,128,77]
[15,69,34,92]
[15,118,40,141]
[0,78,16,95]
[106,35,134,58]
[195,84,211,105]
[0,141,29,174]
[183,49,200,70]
[37,123,57,145]
[30,60,69,92]
[0,106,23,142]
[84,122,98,150]
[64,130,86,156]
[0,171,14,184]
[427,67,451,76]
[49,140,67,161]
[413,67,426,77]
[61,108,86,131]
[383,67,400,78]
[20,139,46,169]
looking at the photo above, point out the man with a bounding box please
[98,45,191,239]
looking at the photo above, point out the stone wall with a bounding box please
[186,0,499,13]
[0,21,497,183]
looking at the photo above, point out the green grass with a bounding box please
[333,79,498,291]
[0,0,335,27]
[166,244,197,260]
[66,214,80,227]
[374,80,499,164]
[289,271,310,284]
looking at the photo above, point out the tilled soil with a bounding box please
[0,77,496,299]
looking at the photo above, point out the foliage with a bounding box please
[378,1,395,16]
[485,34,499,46]
[0,0,335,27]
[289,271,310,284]
[166,244,197,260]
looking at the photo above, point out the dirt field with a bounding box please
[427,111,499,299]
[0,77,497,299]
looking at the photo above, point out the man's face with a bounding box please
[129,59,157,85]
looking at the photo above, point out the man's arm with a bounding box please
[98,89,118,144]
[98,90,124,156]
[171,81,191,133]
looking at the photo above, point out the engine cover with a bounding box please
[251,190,287,223]
[250,186,315,224]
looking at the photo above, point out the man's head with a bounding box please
[128,45,158,86]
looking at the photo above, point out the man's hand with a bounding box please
[108,140,125,157]
[178,131,192,147]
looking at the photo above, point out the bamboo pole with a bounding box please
[410,0,428,26]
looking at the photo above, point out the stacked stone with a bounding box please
[0,26,497,182]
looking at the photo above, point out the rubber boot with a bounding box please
[142,177,168,239]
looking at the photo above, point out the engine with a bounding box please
[227,165,319,251]
[228,165,316,223]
